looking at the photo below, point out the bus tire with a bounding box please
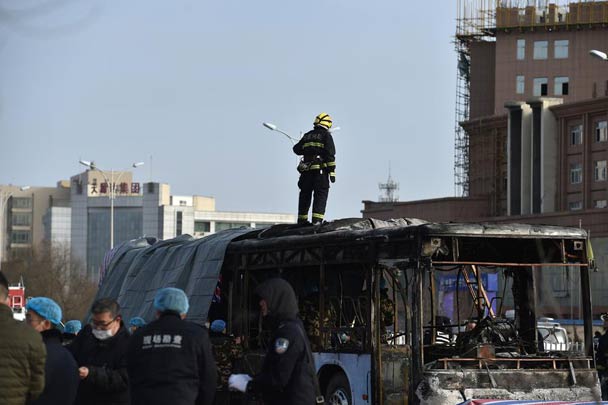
[325,372,352,405]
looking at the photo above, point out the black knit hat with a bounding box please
[0,271,8,291]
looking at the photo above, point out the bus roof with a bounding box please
[230,218,588,247]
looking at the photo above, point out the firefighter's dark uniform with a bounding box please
[246,278,316,405]
[293,113,336,224]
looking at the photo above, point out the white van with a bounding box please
[505,311,570,352]
[537,317,570,352]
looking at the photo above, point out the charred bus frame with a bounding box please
[220,220,597,404]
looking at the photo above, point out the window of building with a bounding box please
[533,41,548,59]
[570,163,583,184]
[570,124,583,145]
[516,75,525,94]
[517,39,526,60]
[554,76,569,95]
[176,211,183,236]
[11,230,31,244]
[595,160,607,181]
[554,40,569,59]
[11,213,31,226]
[11,197,31,209]
[596,120,608,142]
[533,77,548,96]
[594,199,608,209]
[253,222,277,229]
[215,222,250,232]
[194,221,210,233]
[568,201,583,211]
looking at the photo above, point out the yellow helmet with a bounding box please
[314,113,332,129]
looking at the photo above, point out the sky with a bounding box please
[0,0,457,219]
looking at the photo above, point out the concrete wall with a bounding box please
[362,196,491,222]
[539,98,562,212]
[469,41,497,119]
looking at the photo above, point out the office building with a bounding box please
[1,170,296,278]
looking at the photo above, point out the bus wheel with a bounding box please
[325,373,352,405]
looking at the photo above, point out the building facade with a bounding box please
[0,183,71,264]
[363,0,608,315]
[1,170,296,278]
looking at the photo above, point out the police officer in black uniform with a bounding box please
[293,112,337,225]
[228,278,317,405]
[596,314,608,399]
[126,288,217,405]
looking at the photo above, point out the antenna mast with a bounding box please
[378,163,399,202]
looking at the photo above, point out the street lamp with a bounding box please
[0,186,31,271]
[589,49,608,61]
[262,122,299,144]
[79,160,143,249]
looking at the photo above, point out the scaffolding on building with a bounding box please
[453,0,608,197]
[454,0,497,197]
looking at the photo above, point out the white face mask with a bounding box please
[92,328,114,340]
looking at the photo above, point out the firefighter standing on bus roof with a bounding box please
[293,112,336,225]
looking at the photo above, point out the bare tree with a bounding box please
[3,241,97,320]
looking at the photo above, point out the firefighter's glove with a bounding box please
[329,173,336,183]
[229,374,252,392]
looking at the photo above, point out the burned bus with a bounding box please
[97,218,600,404]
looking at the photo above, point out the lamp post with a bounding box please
[262,122,299,144]
[0,186,31,271]
[589,49,608,61]
[262,121,341,142]
[79,160,144,249]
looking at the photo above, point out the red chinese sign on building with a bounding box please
[89,182,141,196]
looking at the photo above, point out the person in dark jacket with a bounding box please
[293,112,337,225]
[0,271,46,405]
[126,287,217,405]
[25,297,79,405]
[69,298,130,405]
[597,315,608,399]
[229,278,317,405]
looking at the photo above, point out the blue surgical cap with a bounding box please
[129,317,146,328]
[210,319,226,333]
[154,287,189,315]
[26,297,62,326]
[64,320,82,334]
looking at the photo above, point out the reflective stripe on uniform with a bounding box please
[303,142,324,148]
[312,213,324,219]
[301,164,321,171]
[298,215,308,219]
[324,161,336,167]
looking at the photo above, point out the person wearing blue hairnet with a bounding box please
[126,287,217,405]
[26,297,79,405]
[63,320,82,346]
[128,317,146,334]
[209,319,244,404]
